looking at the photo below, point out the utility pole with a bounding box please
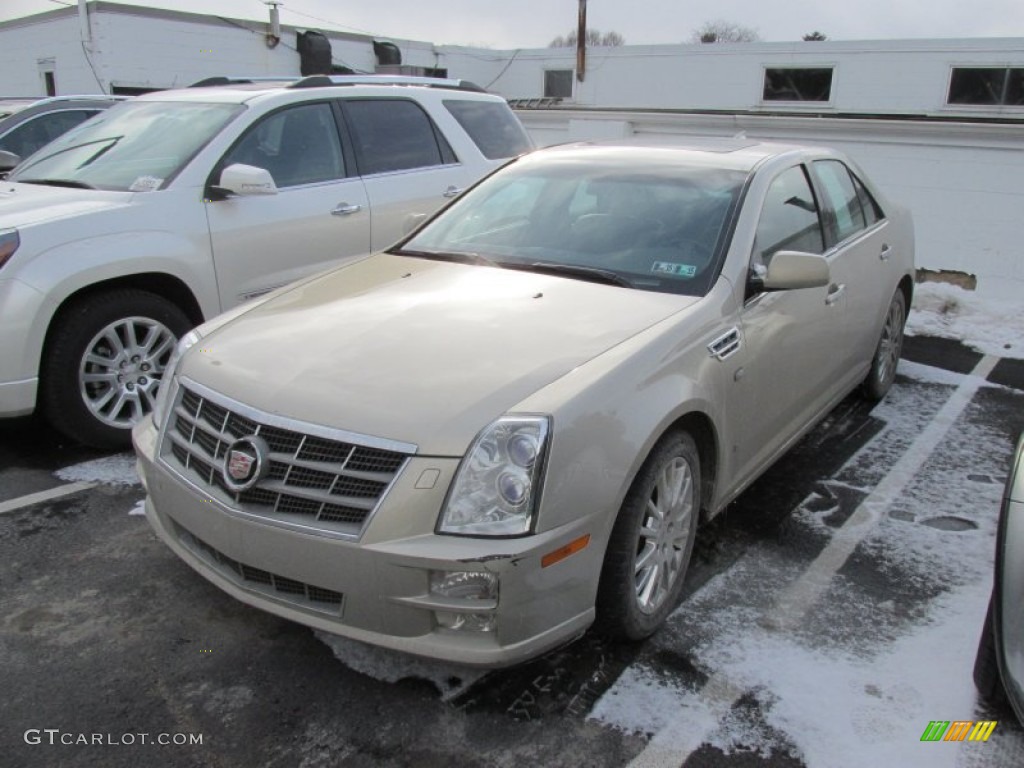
[576,0,587,82]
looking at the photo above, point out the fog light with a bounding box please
[430,571,498,633]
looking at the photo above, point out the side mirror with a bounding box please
[214,163,278,197]
[0,150,22,173]
[760,250,830,291]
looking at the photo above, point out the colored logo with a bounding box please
[920,720,997,742]
[221,436,267,491]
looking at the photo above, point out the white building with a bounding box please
[2,1,1023,297]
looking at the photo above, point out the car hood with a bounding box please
[0,182,130,228]
[181,253,697,455]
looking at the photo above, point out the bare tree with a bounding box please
[549,28,625,47]
[690,20,760,44]
[803,31,827,41]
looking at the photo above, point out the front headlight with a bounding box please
[151,329,202,426]
[438,415,551,537]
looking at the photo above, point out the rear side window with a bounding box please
[813,160,866,244]
[345,99,455,175]
[443,99,532,160]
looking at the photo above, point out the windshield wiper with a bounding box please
[393,248,499,268]
[16,178,96,190]
[511,262,634,288]
[19,135,122,170]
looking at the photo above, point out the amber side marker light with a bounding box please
[541,534,591,568]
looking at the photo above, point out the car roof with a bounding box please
[0,95,127,124]
[133,75,501,107]
[532,137,828,173]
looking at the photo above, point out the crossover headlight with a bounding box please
[439,415,551,536]
[0,229,19,270]
[151,329,202,426]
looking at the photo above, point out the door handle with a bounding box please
[825,283,846,306]
[879,244,891,261]
[442,186,464,198]
[331,203,362,216]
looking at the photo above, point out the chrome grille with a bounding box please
[176,524,343,613]
[161,381,412,537]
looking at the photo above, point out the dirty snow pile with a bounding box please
[908,282,1024,360]
[315,632,485,701]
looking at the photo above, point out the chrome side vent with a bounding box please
[708,327,742,361]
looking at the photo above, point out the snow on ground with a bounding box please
[908,282,1024,360]
[54,452,140,485]
[591,367,1024,765]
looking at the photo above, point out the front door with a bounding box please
[729,163,846,488]
[205,101,371,309]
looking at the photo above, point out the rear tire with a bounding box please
[863,288,906,402]
[597,431,700,640]
[41,289,191,449]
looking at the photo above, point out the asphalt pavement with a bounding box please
[1,334,1023,768]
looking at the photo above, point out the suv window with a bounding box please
[443,99,532,160]
[753,165,824,265]
[222,103,344,188]
[0,109,100,158]
[345,99,454,175]
[813,159,868,244]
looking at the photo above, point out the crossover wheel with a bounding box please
[42,289,192,448]
[863,288,906,402]
[597,431,700,640]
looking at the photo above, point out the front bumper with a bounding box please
[133,415,600,667]
[0,278,47,417]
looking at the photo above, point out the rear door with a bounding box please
[204,101,371,308]
[341,98,480,251]
[809,159,895,381]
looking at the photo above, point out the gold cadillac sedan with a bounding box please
[133,139,914,667]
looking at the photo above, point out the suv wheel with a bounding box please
[42,289,191,448]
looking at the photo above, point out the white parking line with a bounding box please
[0,481,97,515]
[627,355,1000,768]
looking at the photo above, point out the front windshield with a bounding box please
[9,101,243,191]
[399,152,747,296]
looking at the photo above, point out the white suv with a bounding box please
[0,75,532,447]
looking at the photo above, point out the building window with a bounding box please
[948,67,1024,106]
[544,69,573,99]
[762,68,833,102]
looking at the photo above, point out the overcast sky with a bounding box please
[2,0,1023,47]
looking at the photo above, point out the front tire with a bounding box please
[863,288,906,402]
[41,289,191,448]
[974,595,1007,706]
[597,431,701,640]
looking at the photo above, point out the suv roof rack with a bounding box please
[189,76,298,88]
[288,75,485,93]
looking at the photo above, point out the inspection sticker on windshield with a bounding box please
[128,176,163,193]
[651,261,697,277]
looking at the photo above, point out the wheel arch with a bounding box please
[40,272,205,374]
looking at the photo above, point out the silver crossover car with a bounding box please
[134,139,915,666]
[975,433,1024,722]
